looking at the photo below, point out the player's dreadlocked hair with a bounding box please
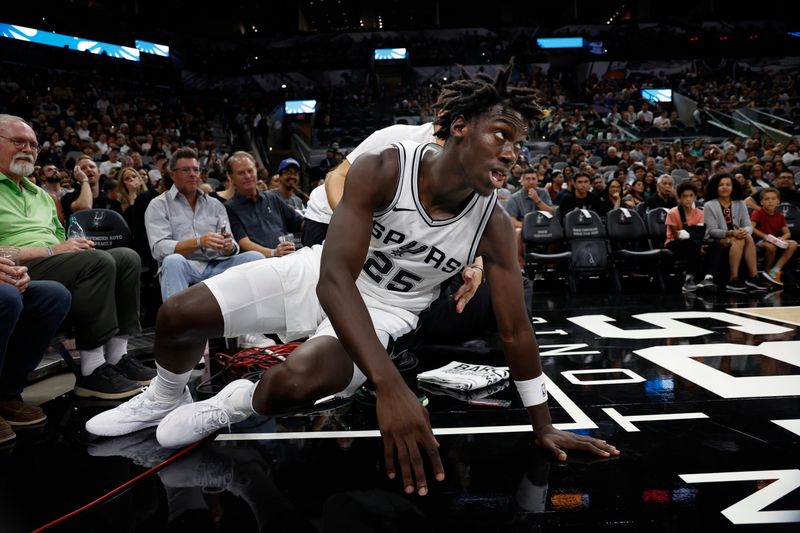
[432,59,542,141]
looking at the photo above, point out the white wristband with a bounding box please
[515,374,548,407]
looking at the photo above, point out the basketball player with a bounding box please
[304,77,497,344]
[86,63,619,496]
[303,95,487,318]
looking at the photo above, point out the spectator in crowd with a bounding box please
[507,162,524,189]
[750,188,797,286]
[319,148,338,173]
[0,255,71,443]
[622,179,646,209]
[61,155,122,219]
[782,141,799,166]
[0,114,149,399]
[703,173,771,292]
[734,172,756,199]
[224,151,304,259]
[643,174,677,211]
[665,182,708,292]
[749,163,769,188]
[598,178,622,214]
[548,143,565,163]
[689,175,706,207]
[99,147,122,177]
[148,153,168,188]
[544,169,565,204]
[505,168,556,218]
[591,174,606,196]
[41,164,66,199]
[144,147,264,304]
[602,145,621,166]
[270,158,307,211]
[642,171,657,198]
[636,102,654,127]
[558,172,605,218]
[506,167,556,267]
[652,110,671,129]
[117,167,148,215]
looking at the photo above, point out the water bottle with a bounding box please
[67,216,86,239]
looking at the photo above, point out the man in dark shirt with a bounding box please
[601,146,622,166]
[225,152,304,258]
[558,172,606,219]
[643,174,677,211]
[61,155,122,219]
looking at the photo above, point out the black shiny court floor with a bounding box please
[2,283,799,532]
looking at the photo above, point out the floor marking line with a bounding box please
[215,424,539,441]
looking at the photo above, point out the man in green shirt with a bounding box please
[0,114,152,400]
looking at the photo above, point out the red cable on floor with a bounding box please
[31,437,209,533]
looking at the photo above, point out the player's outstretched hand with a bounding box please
[534,424,620,461]
[376,384,444,496]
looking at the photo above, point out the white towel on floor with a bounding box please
[418,379,509,402]
[416,361,509,391]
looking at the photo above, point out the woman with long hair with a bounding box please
[545,170,566,204]
[117,167,147,214]
[622,178,645,208]
[703,173,770,292]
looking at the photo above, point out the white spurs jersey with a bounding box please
[356,140,497,316]
[305,123,436,224]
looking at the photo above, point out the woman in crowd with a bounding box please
[622,178,646,208]
[117,167,148,214]
[702,173,770,292]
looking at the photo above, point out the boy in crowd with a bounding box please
[750,188,797,286]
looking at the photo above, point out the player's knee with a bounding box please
[155,293,194,336]
[263,361,321,405]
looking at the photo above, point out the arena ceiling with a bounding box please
[4,0,796,43]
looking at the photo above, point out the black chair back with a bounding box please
[778,203,800,241]
[71,209,132,250]
[564,209,606,239]
[522,211,564,245]
[564,209,610,272]
[606,207,648,246]
[645,207,670,249]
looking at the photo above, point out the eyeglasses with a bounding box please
[174,166,201,174]
[0,135,39,152]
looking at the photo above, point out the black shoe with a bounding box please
[390,349,419,373]
[745,276,770,292]
[725,279,748,292]
[115,354,157,385]
[74,363,143,400]
[695,275,717,292]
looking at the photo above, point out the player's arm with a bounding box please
[317,148,443,495]
[323,159,351,211]
[477,205,619,461]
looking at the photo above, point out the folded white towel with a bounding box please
[418,379,509,402]
[416,361,510,391]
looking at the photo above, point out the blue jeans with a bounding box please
[159,252,265,302]
[0,281,72,397]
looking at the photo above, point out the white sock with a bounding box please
[104,335,129,365]
[79,347,105,376]
[151,363,193,403]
